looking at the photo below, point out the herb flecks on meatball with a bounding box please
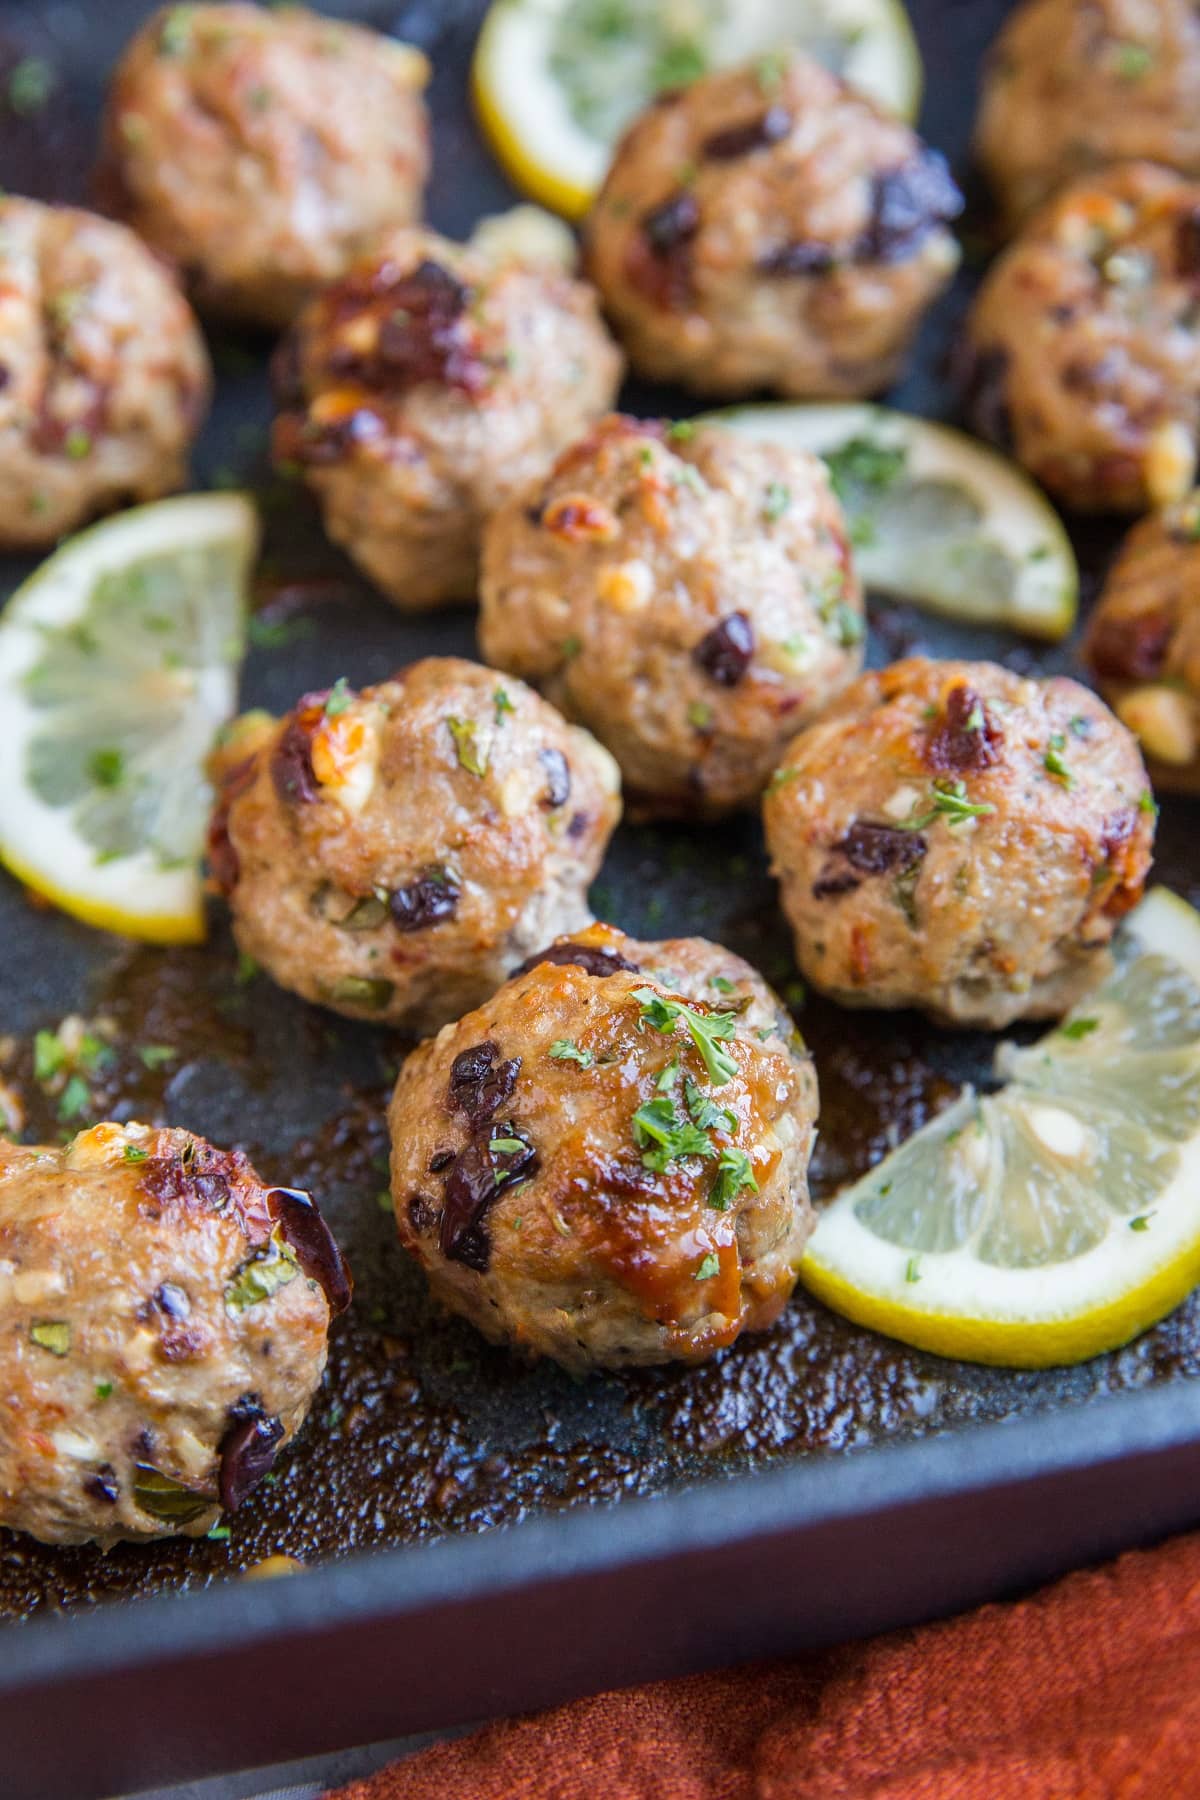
[962,162,1200,513]
[0,198,210,549]
[207,658,622,1034]
[763,657,1155,1028]
[585,53,961,398]
[387,924,817,1373]
[480,415,864,816]
[272,226,623,608]
[97,2,431,327]
[1084,491,1200,786]
[0,1123,346,1547]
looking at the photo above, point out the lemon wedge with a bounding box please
[714,403,1079,641]
[473,0,923,221]
[0,494,257,945]
[800,888,1200,1367]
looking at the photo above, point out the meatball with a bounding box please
[97,3,430,328]
[208,658,622,1034]
[961,162,1200,513]
[272,227,623,608]
[976,0,1200,227]
[762,658,1155,1028]
[0,197,210,549]
[387,923,817,1372]
[1084,490,1200,787]
[0,1121,349,1547]
[479,415,864,816]
[583,53,961,398]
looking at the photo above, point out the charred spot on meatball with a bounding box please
[510,941,642,980]
[389,867,461,932]
[925,685,1004,773]
[702,105,792,160]
[694,612,756,686]
[218,1406,285,1512]
[448,1042,522,1124]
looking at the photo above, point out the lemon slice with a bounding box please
[800,889,1200,1367]
[473,0,923,221]
[713,403,1078,642]
[0,494,257,945]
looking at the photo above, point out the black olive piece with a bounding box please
[642,191,700,255]
[447,1041,522,1123]
[390,868,460,931]
[862,150,963,263]
[836,822,928,875]
[509,942,641,980]
[702,105,791,160]
[268,1186,353,1316]
[85,1467,119,1505]
[270,715,320,806]
[694,612,755,686]
[438,1129,539,1272]
[219,1409,285,1512]
[153,1283,190,1321]
[539,748,571,809]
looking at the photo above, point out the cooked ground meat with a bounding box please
[1084,490,1200,788]
[0,1121,348,1546]
[976,0,1200,226]
[961,161,1200,513]
[387,923,817,1373]
[584,52,961,398]
[208,657,622,1034]
[97,2,430,328]
[272,225,623,607]
[0,197,210,549]
[762,657,1155,1028]
[478,414,864,816]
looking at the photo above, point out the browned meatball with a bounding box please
[272,227,623,608]
[208,658,622,1034]
[762,658,1155,1028]
[584,53,961,398]
[97,3,430,328]
[1084,490,1200,787]
[0,1121,349,1547]
[0,197,210,548]
[387,923,816,1373]
[977,0,1200,226]
[478,414,864,816]
[962,162,1200,513]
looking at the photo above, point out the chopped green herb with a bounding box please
[138,1044,177,1070]
[763,482,791,522]
[1043,733,1074,787]
[823,436,907,506]
[1069,715,1091,739]
[159,7,196,56]
[133,1463,210,1524]
[667,419,696,442]
[64,427,92,461]
[89,747,124,789]
[550,1039,594,1068]
[30,1320,71,1356]
[685,1076,737,1134]
[561,634,582,660]
[631,1095,713,1172]
[324,677,352,717]
[33,1029,66,1083]
[493,686,515,722]
[447,715,488,777]
[633,988,739,1085]
[766,767,797,793]
[694,1252,721,1281]
[94,1380,113,1399]
[900,778,997,832]
[1139,789,1158,816]
[207,1523,232,1542]
[1130,1213,1154,1231]
[7,56,55,116]
[709,1146,757,1211]
[1060,1016,1100,1041]
[247,613,315,651]
[710,975,734,993]
[687,700,714,730]
[905,1256,921,1284]
[755,49,788,92]
[57,1075,91,1122]
[236,951,259,987]
[488,1135,526,1154]
[224,1230,300,1315]
[1114,41,1153,80]
[123,1143,149,1163]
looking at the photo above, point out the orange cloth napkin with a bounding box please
[330,1528,1200,1800]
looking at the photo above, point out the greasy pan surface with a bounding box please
[0,0,1198,1630]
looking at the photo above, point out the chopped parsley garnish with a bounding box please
[247,613,315,651]
[766,767,797,793]
[89,747,124,789]
[900,778,997,832]
[687,700,714,730]
[709,1147,757,1211]
[550,1039,594,1068]
[694,1252,721,1281]
[1130,1213,1154,1231]
[64,427,92,461]
[684,1076,737,1134]
[1139,789,1158,816]
[30,1320,71,1356]
[95,1380,113,1399]
[905,1256,921,1284]
[823,435,907,506]
[159,7,196,56]
[494,686,515,722]
[1043,733,1074,787]
[1060,1016,1100,1041]
[763,482,791,522]
[207,1524,232,1542]
[755,49,787,92]
[123,1143,149,1162]
[138,1044,177,1070]
[633,988,739,1085]
[324,677,352,717]
[710,975,734,993]
[1114,41,1153,80]
[447,716,489,777]
[631,1096,713,1173]
[57,1075,91,1122]
[667,420,696,442]
[488,1135,526,1154]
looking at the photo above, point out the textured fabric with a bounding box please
[328,1530,1200,1800]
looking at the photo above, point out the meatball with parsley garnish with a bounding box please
[976,0,1200,227]
[272,225,623,608]
[962,161,1200,513]
[1084,490,1200,787]
[208,658,621,1035]
[584,52,961,399]
[97,3,430,328]
[0,197,210,549]
[387,923,816,1373]
[0,1121,349,1547]
[762,658,1155,1029]
[478,414,864,817]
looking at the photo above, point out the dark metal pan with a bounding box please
[0,2,1196,1795]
